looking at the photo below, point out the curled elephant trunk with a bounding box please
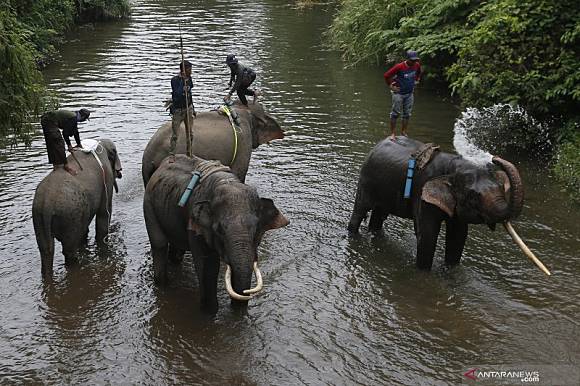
[492,156,524,219]
[504,222,551,276]
[224,262,263,301]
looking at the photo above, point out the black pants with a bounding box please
[41,114,66,165]
[237,73,256,105]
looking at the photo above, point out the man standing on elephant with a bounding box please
[169,59,196,161]
[384,50,422,140]
[40,108,91,176]
[224,54,259,106]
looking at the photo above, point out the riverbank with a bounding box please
[0,0,130,147]
[328,0,580,202]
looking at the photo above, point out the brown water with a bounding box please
[1,1,579,384]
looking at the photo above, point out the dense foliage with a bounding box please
[329,0,580,200]
[0,0,129,147]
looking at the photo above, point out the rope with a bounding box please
[196,159,231,182]
[218,105,239,165]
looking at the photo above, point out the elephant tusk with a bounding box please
[225,265,252,301]
[503,221,551,276]
[243,261,263,295]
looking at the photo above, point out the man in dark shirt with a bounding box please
[383,50,422,140]
[170,60,196,158]
[40,108,90,175]
[224,54,259,106]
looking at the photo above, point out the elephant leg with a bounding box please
[81,228,89,244]
[348,185,371,234]
[144,204,170,285]
[61,238,79,266]
[40,239,55,280]
[189,233,220,313]
[96,204,111,243]
[416,203,443,270]
[152,245,169,285]
[167,244,185,264]
[369,207,387,233]
[444,219,468,266]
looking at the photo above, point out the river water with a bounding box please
[1,1,579,385]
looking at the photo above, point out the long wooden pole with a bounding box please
[179,22,192,157]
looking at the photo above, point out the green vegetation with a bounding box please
[329,0,580,201]
[0,0,129,147]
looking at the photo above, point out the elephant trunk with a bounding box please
[492,156,524,219]
[223,239,258,302]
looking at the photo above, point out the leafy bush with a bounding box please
[553,122,580,202]
[447,0,580,121]
[0,6,46,147]
[76,0,131,21]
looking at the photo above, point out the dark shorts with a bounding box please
[41,116,66,165]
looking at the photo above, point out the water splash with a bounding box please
[453,108,493,165]
[453,104,553,165]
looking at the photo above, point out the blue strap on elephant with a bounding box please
[403,158,416,199]
[178,171,202,207]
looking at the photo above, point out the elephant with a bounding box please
[348,136,525,270]
[141,101,284,186]
[143,154,289,313]
[32,139,123,279]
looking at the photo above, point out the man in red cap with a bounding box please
[383,50,422,140]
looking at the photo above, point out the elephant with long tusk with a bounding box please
[348,136,550,274]
[143,155,289,313]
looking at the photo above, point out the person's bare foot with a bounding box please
[389,133,396,141]
[401,131,408,137]
[64,164,77,176]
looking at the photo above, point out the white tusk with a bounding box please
[243,261,263,295]
[225,265,252,301]
[504,221,551,276]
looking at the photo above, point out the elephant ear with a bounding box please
[255,114,284,146]
[421,177,455,217]
[189,201,213,243]
[259,198,289,231]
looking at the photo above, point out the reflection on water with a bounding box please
[0,0,579,384]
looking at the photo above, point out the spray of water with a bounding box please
[453,104,552,165]
[453,108,493,166]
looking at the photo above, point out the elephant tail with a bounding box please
[32,203,55,278]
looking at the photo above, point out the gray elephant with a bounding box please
[32,139,122,279]
[142,101,284,186]
[144,155,289,313]
[348,136,528,270]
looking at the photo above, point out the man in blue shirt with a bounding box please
[384,50,422,139]
[170,60,196,159]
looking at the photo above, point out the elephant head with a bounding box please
[98,139,123,192]
[235,101,285,147]
[421,156,523,226]
[190,182,289,303]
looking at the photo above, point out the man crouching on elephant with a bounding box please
[40,108,90,175]
[144,155,289,313]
